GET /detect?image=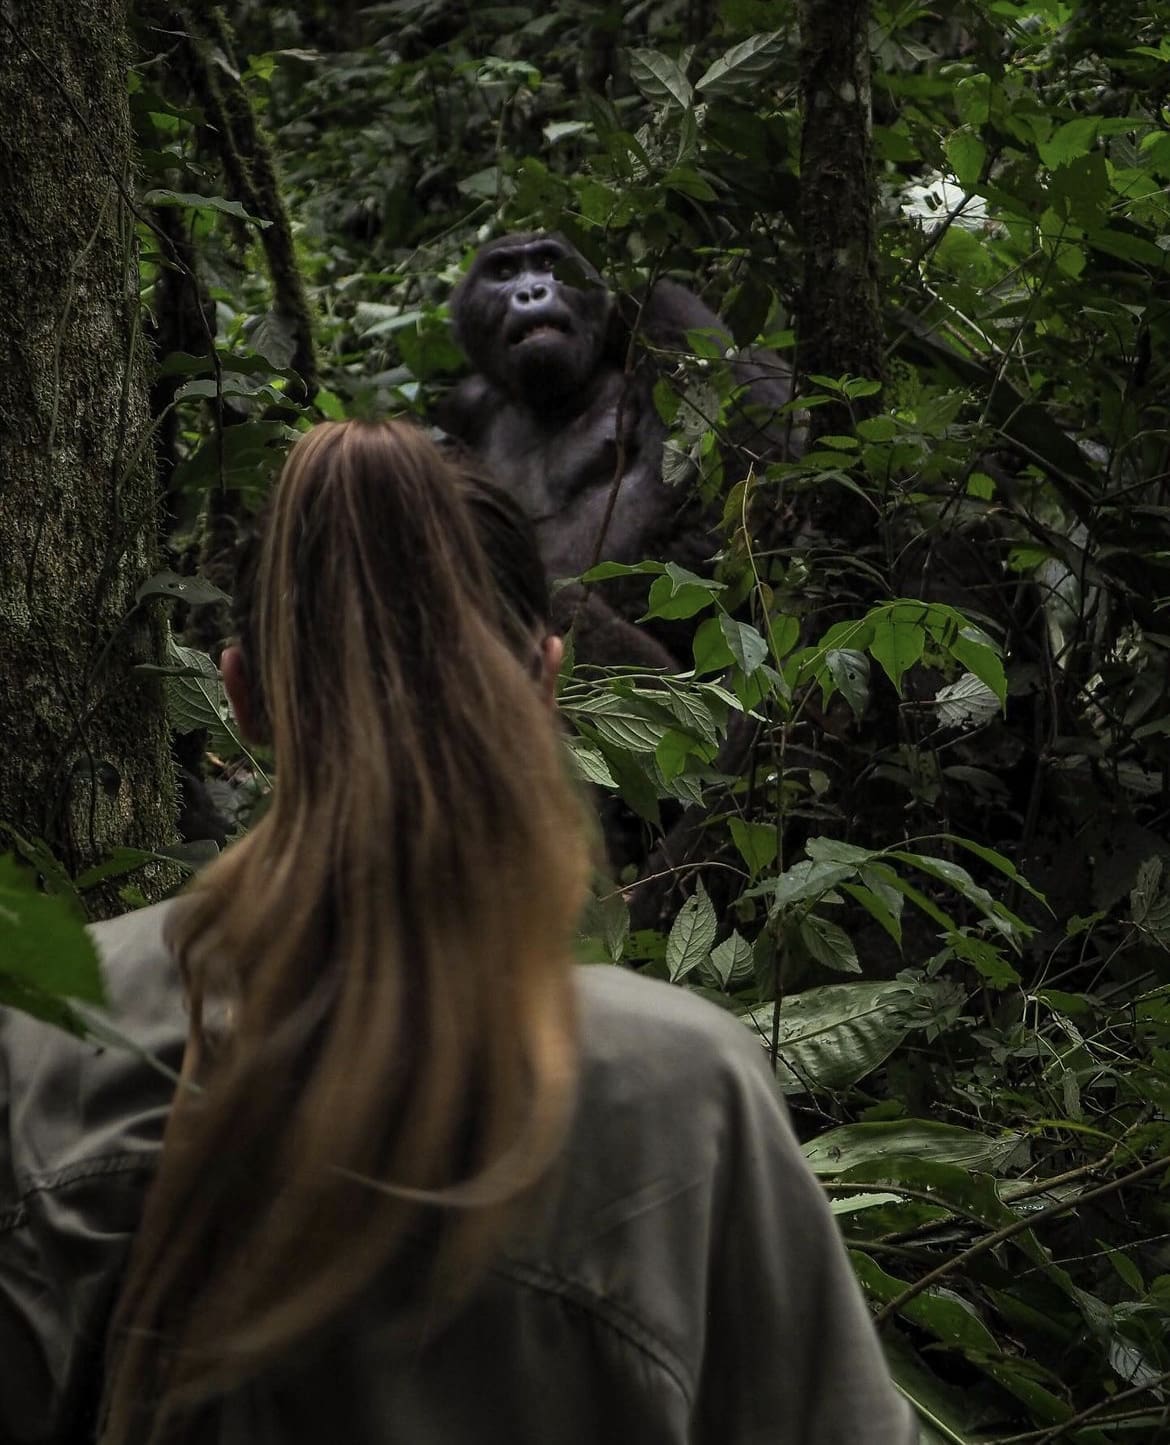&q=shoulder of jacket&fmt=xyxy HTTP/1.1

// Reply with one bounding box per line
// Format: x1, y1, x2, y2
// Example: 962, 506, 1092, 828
573, 965, 772, 1107
86, 897, 185, 1019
